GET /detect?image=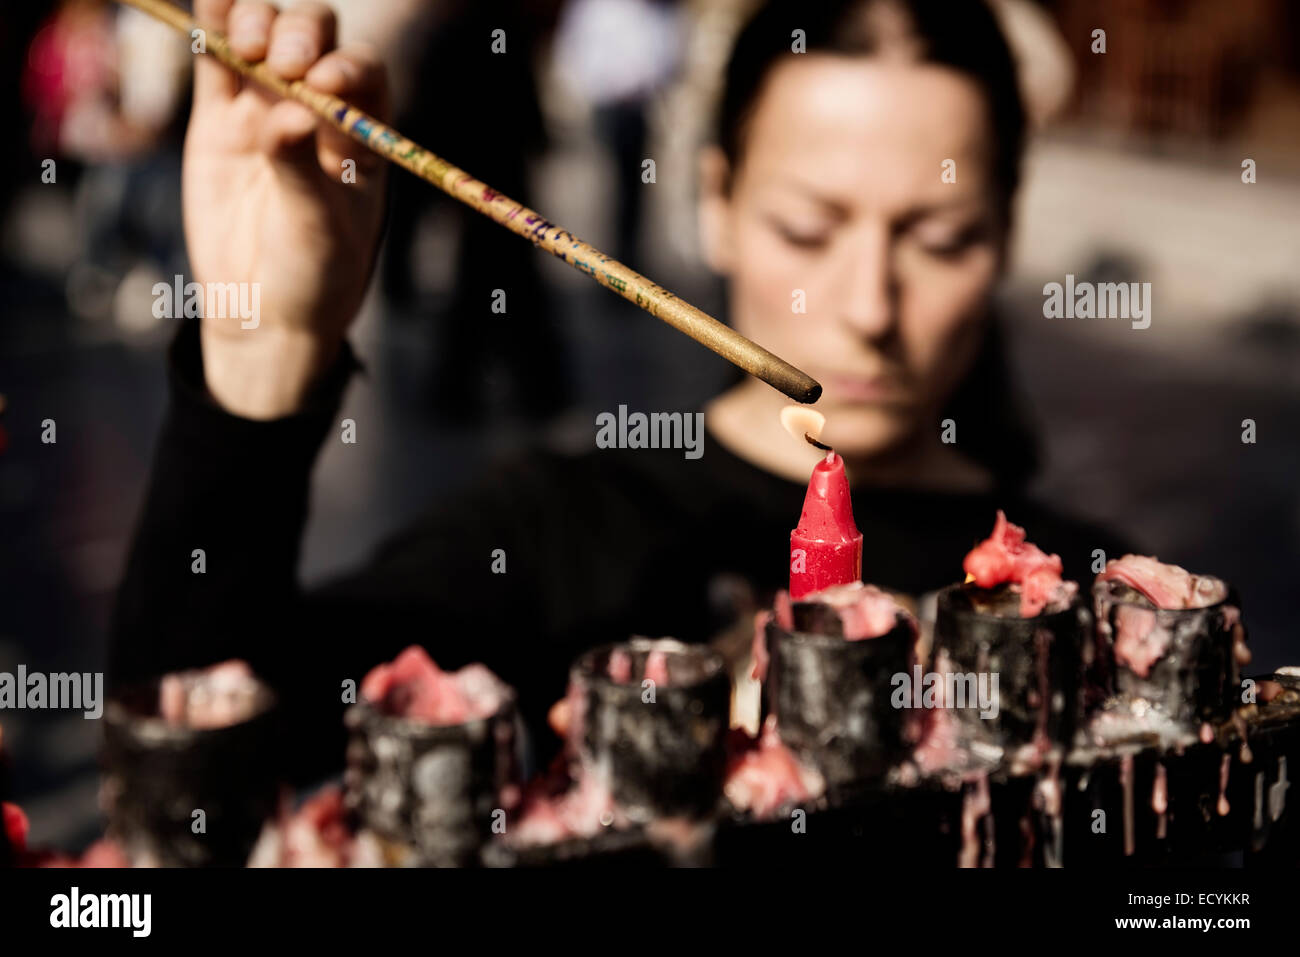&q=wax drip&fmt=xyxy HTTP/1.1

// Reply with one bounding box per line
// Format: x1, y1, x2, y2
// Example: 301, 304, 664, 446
959, 773, 992, 867
1030, 628, 1052, 766
1253, 771, 1265, 833
1217, 754, 1231, 816
1018, 813, 1034, 867
1231, 711, 1252, 763
1120, 754, 1135, 856
983, 795, 997, 868
1152, 762, 1168, 840
1034, 759, 1064, 867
